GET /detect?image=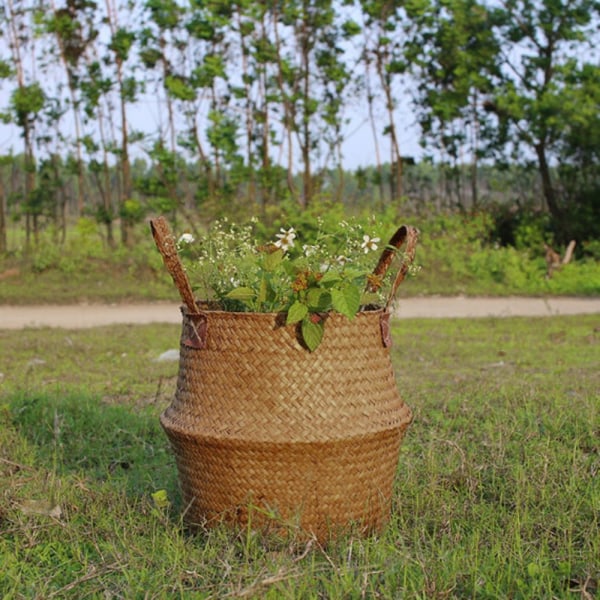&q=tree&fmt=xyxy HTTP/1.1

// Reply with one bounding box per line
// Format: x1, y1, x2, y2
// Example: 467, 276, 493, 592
166, 0, 233, 211
0, 154, 10, 252
0, 56, 12, 253
553, 61, 600, 240
414, 0, 500, 208
272, 0, 357, 208
484, 0, 600, 239
139, 0, 185, 150
78, 56, 117, 246
230, 0, 282, 209
3, 0, 48, 246
44, 0, 98, 217
139, 0, 200, 220
358, 0, 423, 202
104, 0, 139, 244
